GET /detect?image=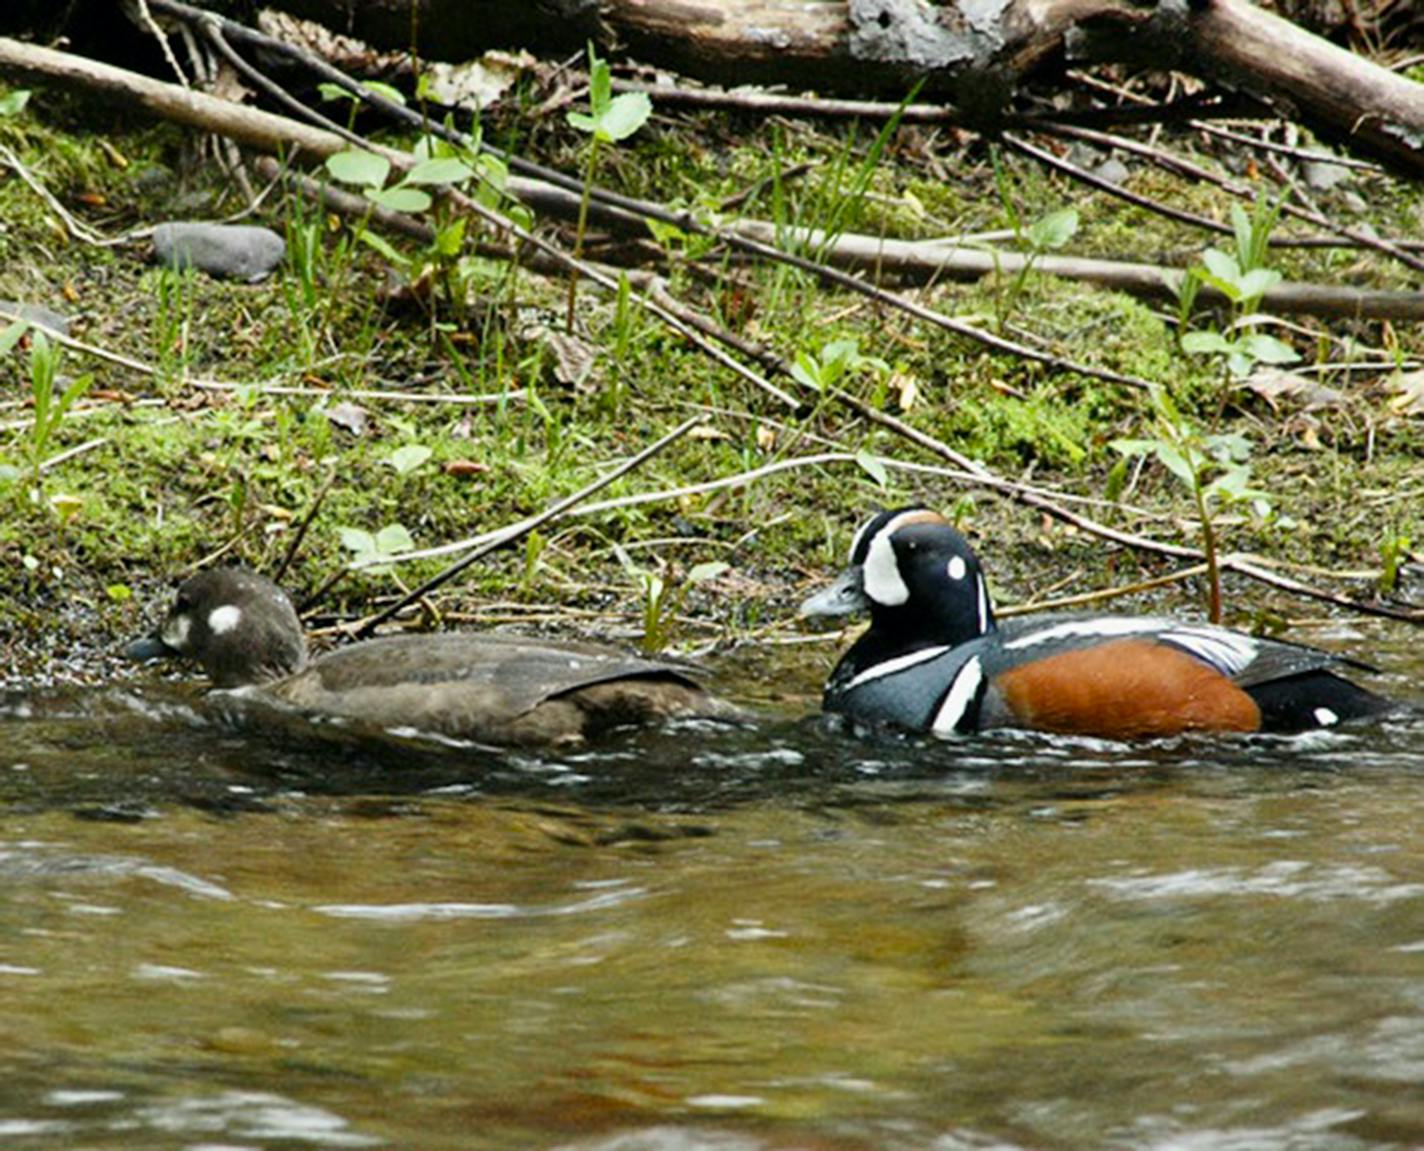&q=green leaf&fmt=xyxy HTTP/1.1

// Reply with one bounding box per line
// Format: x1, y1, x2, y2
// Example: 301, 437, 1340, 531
0, 89, 31, 117
434, 217, 467, 258
0, 319, 29, 356
1110, 437, 1159, 458
1231, 202, 1253, 268
375, 523, 415, 554
317, 82, 357, 104
356, 229, 406, 264
105, 583, 134, 603
386, 443, 432, 475
688, 561, 730, 584
1153, 443, 1197, 486
404, 157, 475, 186
1200, 248, 1241, 285
587, 47, 611, 112
1236, 267, 1281, 301
790, 350, 824, 392
368, 185, 432, 214
566, 111, 598, 134
597, 91, 652, 142
362, 81, 407, 106
1026, 206, 1078, 251
338, 527, 376, 556
1181, 331, 1233, 356
855, 449, 889, 487
326, 149, 390, 189
1239, 333, 1300, 365
1103, 456, 1129, 502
